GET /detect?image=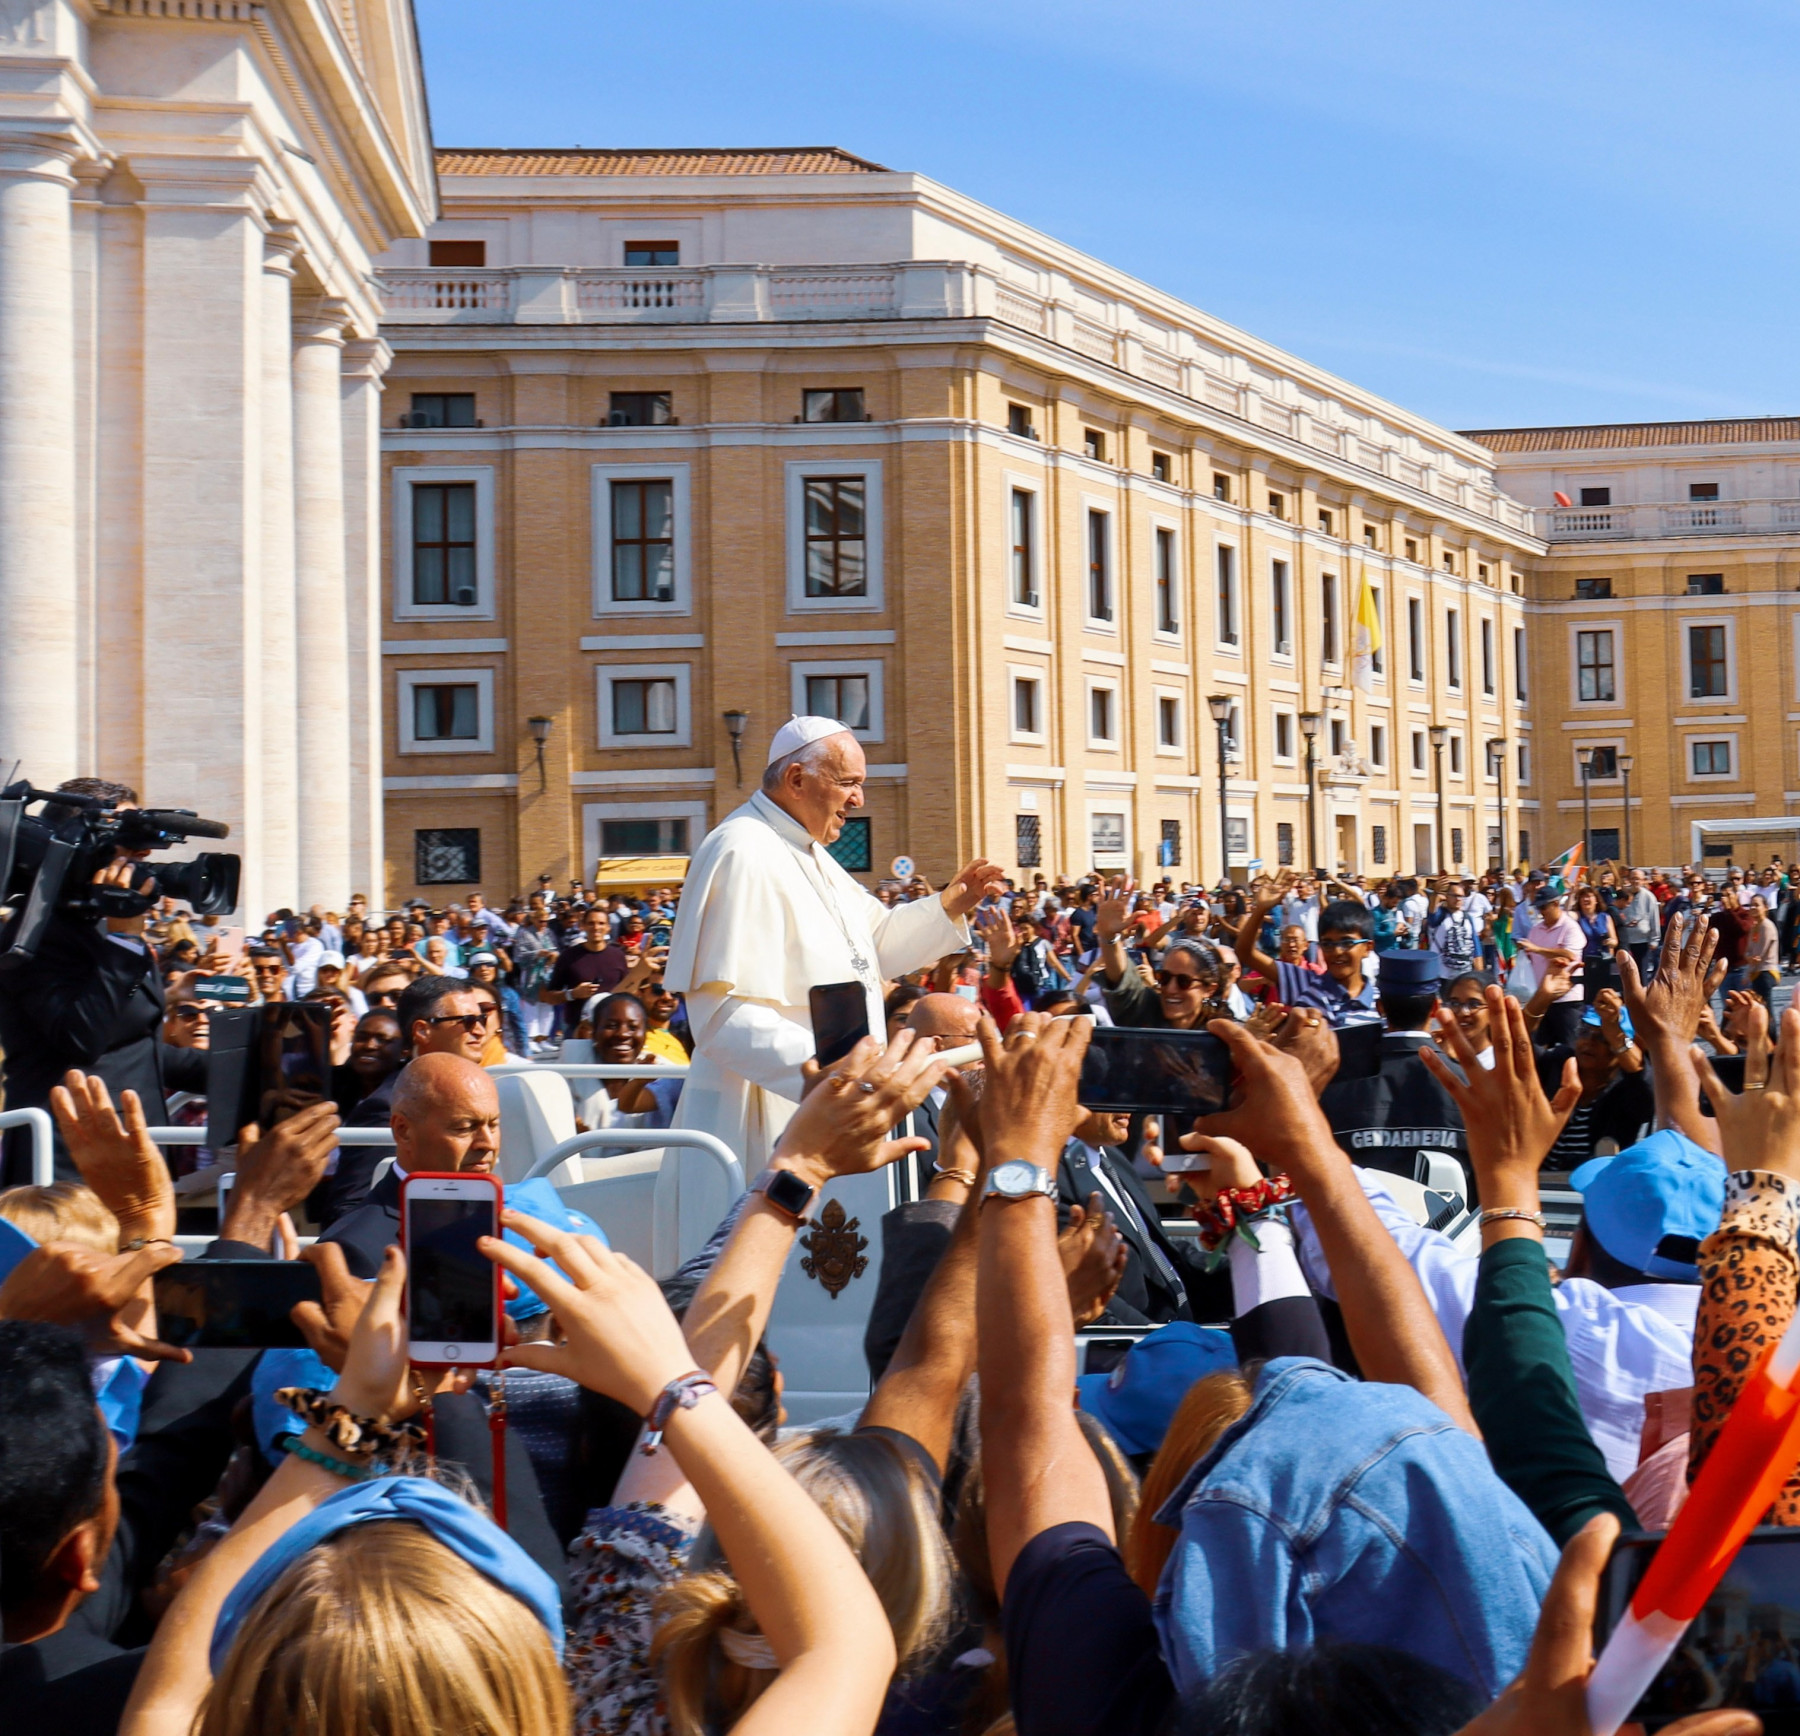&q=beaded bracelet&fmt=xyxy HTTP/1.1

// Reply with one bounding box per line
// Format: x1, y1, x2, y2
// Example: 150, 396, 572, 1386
276, 1387, 428, 1457
288, 1438, 378, 1481
1188, 1174, 1298, 1253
